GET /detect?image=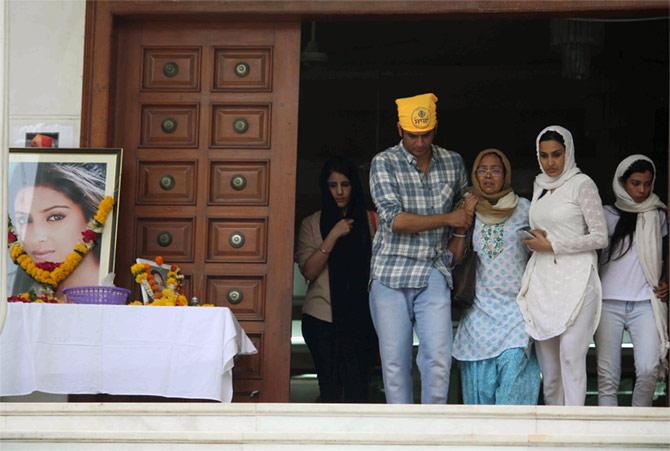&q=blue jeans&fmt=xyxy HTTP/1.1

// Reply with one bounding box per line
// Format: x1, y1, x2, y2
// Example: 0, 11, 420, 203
595, 300, 661, 406
370, 268, 452, 404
